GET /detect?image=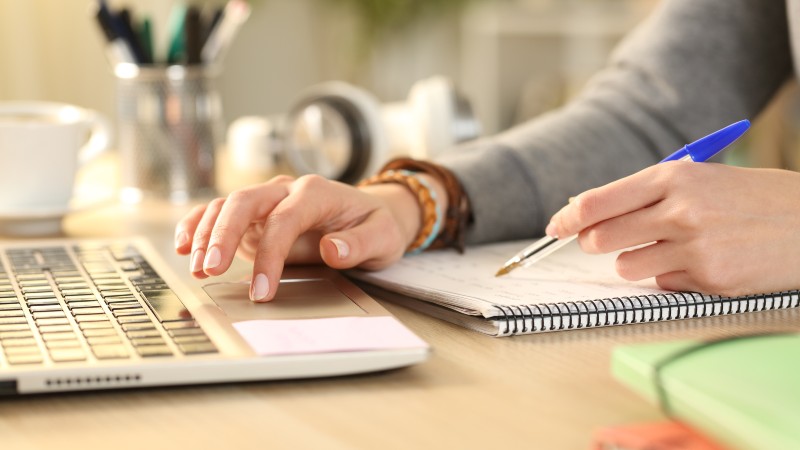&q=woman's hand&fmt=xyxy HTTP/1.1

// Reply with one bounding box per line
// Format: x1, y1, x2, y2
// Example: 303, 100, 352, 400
546, 162, 800, 297
174, 174, 440, 302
